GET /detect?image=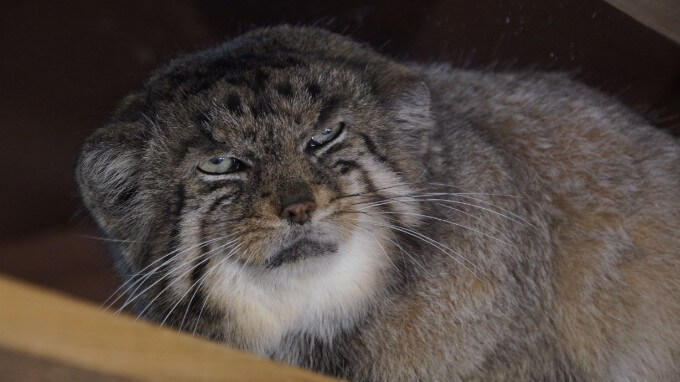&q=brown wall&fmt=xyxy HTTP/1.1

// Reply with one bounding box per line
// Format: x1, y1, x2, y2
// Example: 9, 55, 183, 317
0, 0, 678, 303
